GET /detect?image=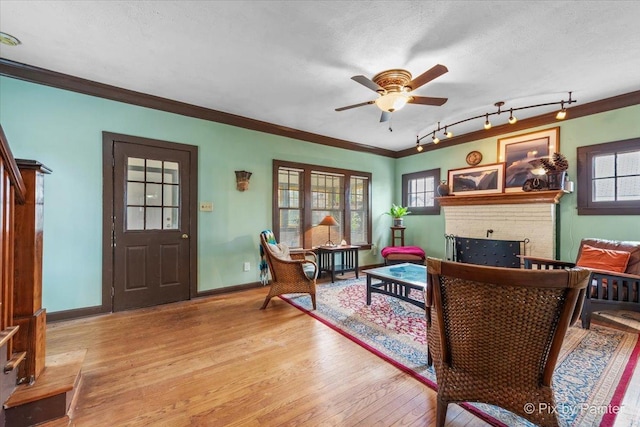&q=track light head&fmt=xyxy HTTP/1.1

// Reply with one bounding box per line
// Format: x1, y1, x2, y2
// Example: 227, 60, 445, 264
556, 101, 567, 120
508, 109, 517, 124
417, 144, 423, 152
483, 113, 492, 130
